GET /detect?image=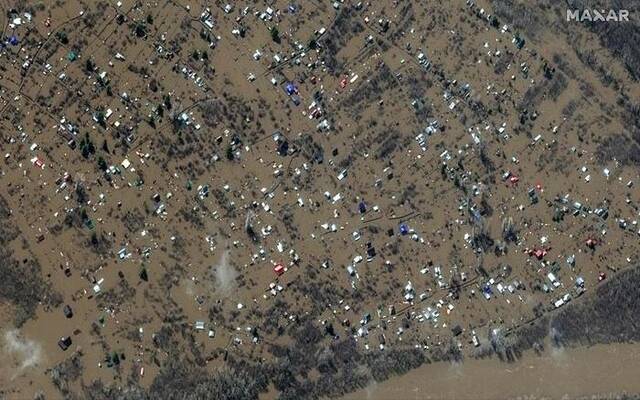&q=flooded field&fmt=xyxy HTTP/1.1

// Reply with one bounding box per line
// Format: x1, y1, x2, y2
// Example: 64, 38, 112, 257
344, 343, 640, 400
